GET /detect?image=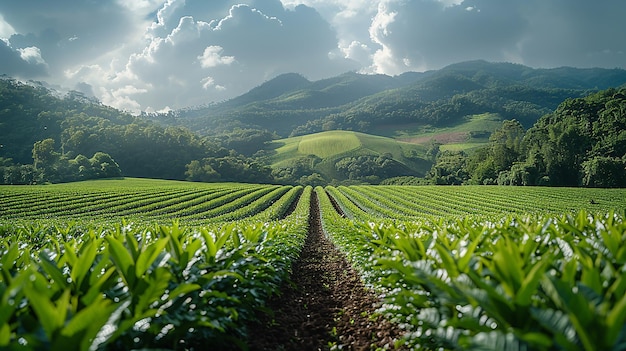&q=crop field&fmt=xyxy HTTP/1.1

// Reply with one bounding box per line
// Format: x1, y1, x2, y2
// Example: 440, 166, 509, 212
327, 185, 626, 221
0, 179, 301, 225
317, 186, 626, 350
1, 178, 626, 350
